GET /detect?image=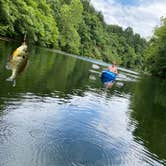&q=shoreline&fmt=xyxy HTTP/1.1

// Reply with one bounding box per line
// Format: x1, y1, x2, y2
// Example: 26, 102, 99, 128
0, 37, 141, 75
